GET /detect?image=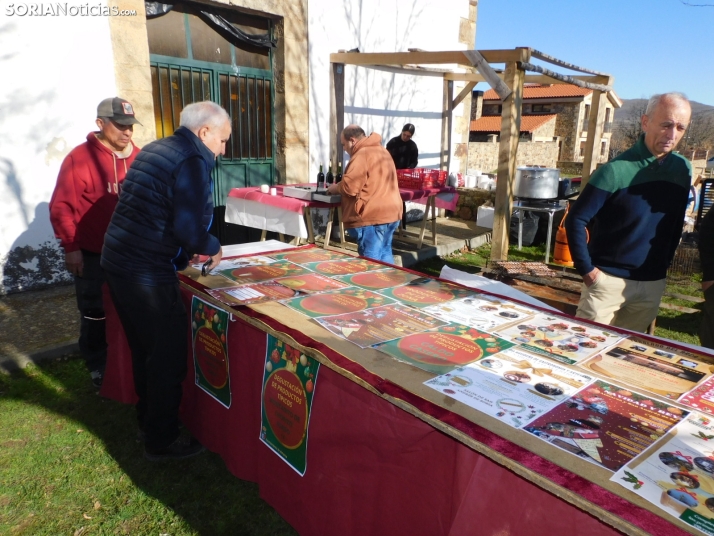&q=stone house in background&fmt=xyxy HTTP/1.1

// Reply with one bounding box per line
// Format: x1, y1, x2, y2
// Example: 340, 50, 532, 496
468, 83, 622, 172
